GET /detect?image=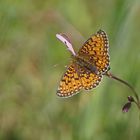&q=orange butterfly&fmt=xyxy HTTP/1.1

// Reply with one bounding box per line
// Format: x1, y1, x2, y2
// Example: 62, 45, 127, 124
56, 30, 110, 98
